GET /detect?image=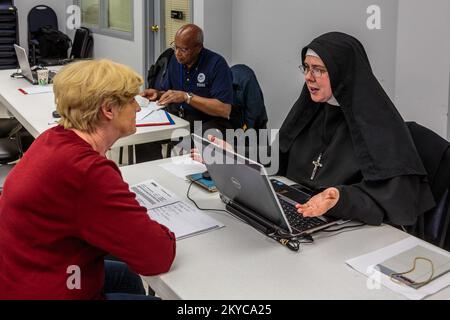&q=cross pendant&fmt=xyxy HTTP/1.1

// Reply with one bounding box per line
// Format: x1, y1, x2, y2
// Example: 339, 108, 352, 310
310, 153, 323, 180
